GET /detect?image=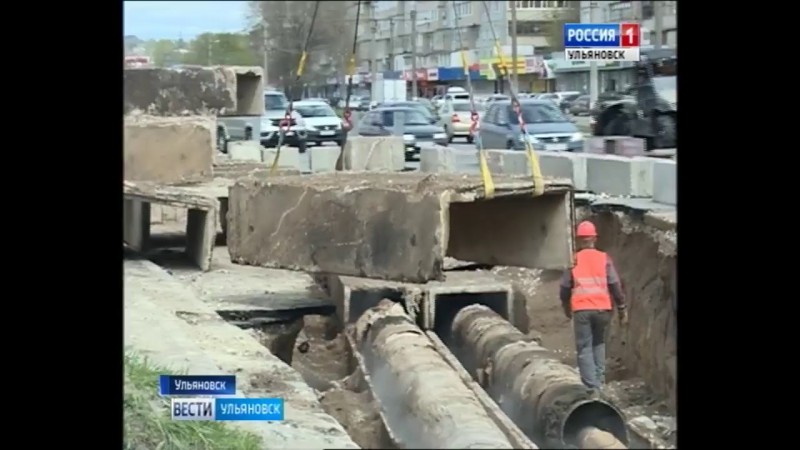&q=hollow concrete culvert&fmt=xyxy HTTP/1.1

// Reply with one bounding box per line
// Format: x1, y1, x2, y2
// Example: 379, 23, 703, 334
354, 299, 515, 449
450, 304, 629, 449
